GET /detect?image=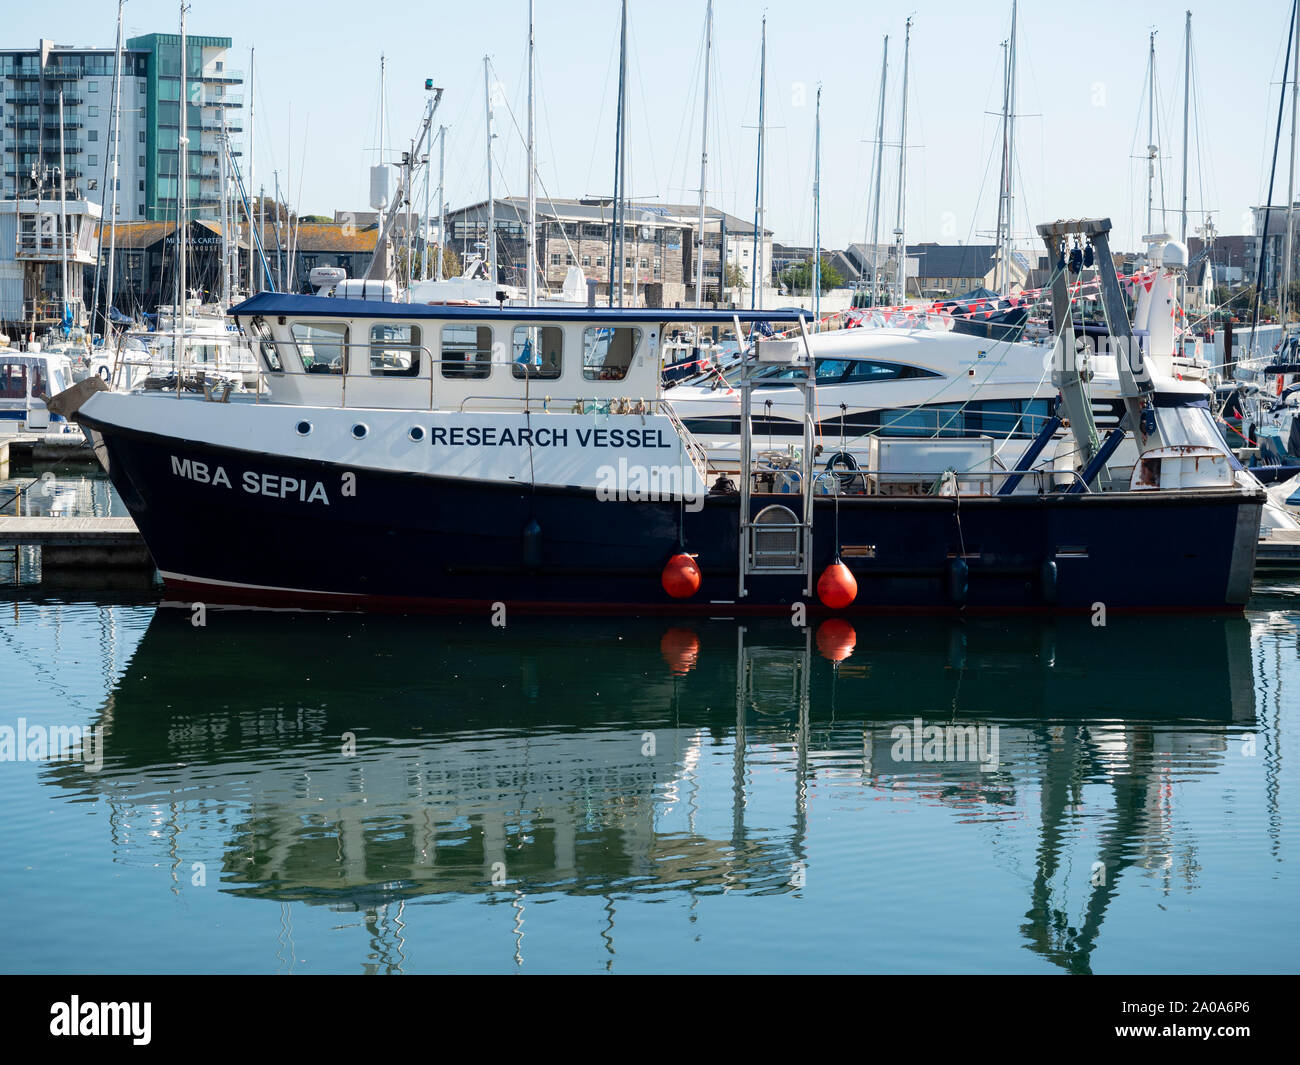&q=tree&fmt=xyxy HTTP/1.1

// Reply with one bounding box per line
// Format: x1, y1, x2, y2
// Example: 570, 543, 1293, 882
299, 214, 333, 224
780, 256, 844, 294
725, 262, 747, 290
395, 245, 462, 282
